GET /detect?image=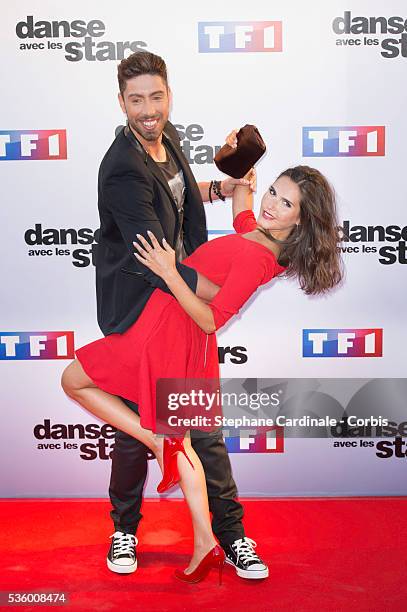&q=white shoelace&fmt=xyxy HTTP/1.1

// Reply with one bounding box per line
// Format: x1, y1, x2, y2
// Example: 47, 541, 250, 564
110, 532, 137, 558
232, 537, 261, 564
